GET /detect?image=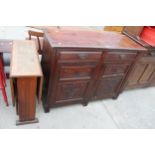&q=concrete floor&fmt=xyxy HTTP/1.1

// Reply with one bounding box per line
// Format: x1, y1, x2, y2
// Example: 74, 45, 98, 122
0, 26, 155, 129
1, 80, 155, 129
